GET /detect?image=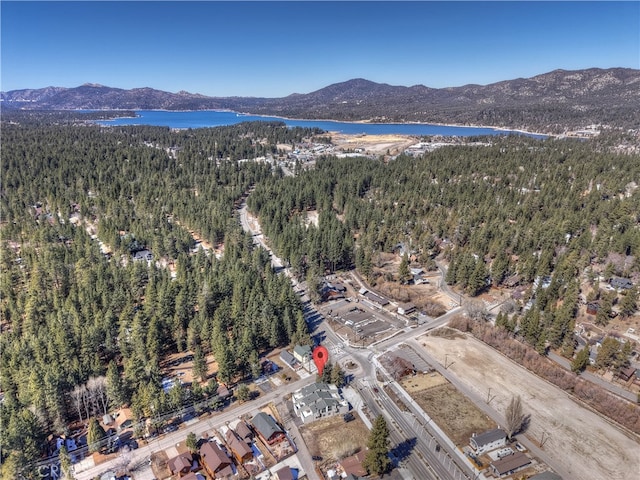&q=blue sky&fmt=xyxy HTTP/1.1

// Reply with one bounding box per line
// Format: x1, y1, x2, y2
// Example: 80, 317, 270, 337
2, 1, 638, 97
